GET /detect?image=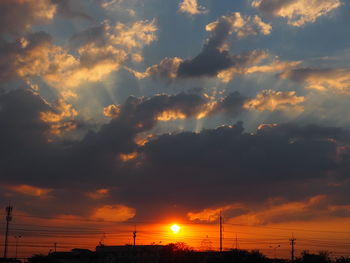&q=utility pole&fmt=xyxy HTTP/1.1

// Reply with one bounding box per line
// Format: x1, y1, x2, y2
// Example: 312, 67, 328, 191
289, 236, 296, 262
133, 226, 137, 247
54, 242, 57, 252
235, 234, 238, 250
219, 211, 223, 253
3, 205, 13, 258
